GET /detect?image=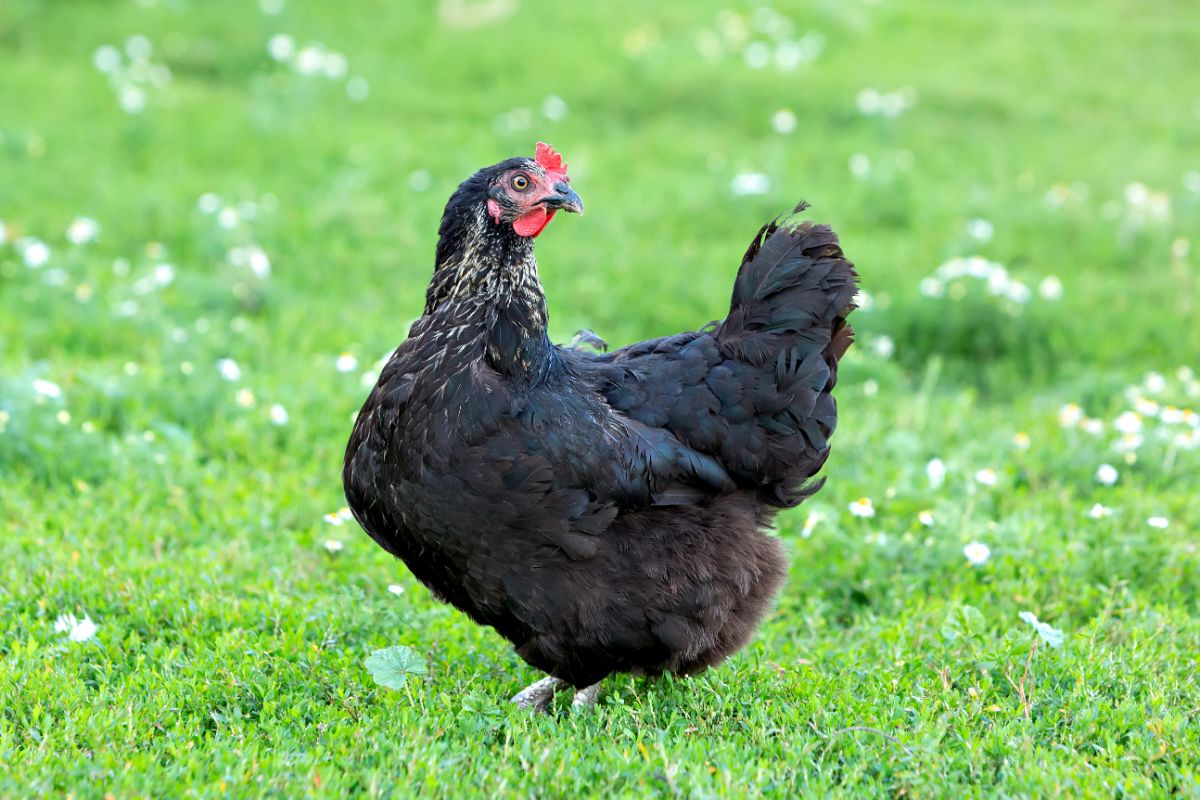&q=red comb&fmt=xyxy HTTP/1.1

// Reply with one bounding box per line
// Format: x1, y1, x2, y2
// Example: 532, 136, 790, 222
535, 141, 567, 176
